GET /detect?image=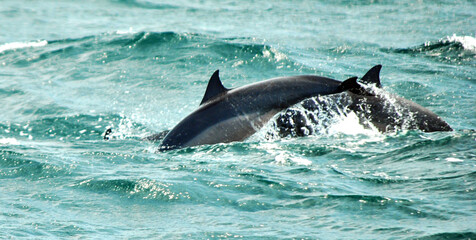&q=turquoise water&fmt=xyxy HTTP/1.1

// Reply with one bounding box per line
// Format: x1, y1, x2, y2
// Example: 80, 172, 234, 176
1, 0, 475, 239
